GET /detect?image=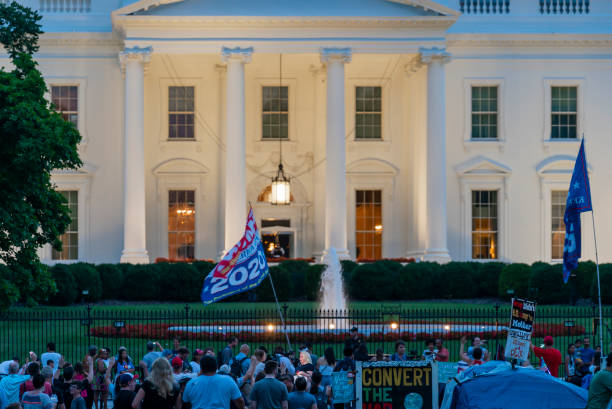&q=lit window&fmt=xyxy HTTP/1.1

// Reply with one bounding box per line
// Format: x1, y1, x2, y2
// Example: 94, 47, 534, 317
169, 86, 195, 139
551, 190, 568, 260
472, 190, 498, 259
551, 86, 577, 139
52, 190, 78, 260
51, 86, 78, 126
471, 86, 498, 139
168, 190, 195, 260
355, 86, 382, 139
356, 190, 382, 259
262, 86, 288, 139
